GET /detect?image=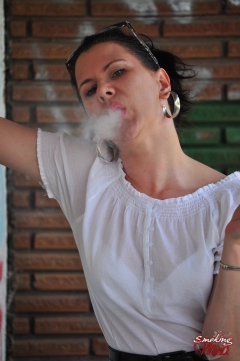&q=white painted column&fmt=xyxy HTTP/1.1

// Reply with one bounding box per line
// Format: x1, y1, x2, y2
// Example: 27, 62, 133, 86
0, 0, 7, 359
